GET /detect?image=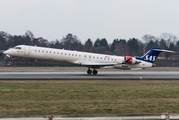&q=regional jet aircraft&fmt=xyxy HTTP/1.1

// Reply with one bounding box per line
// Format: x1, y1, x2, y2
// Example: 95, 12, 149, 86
3, 45, 174, 75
